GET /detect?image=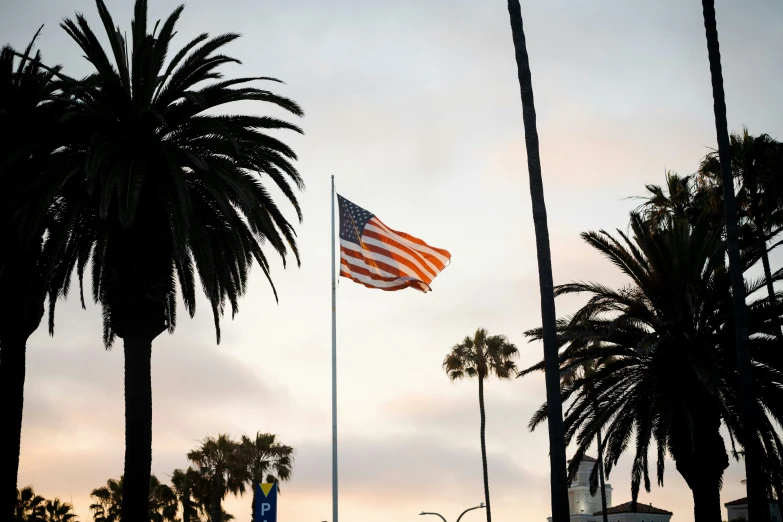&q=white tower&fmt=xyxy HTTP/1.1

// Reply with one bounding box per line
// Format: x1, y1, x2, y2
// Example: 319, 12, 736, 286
568, 456, 612, 516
